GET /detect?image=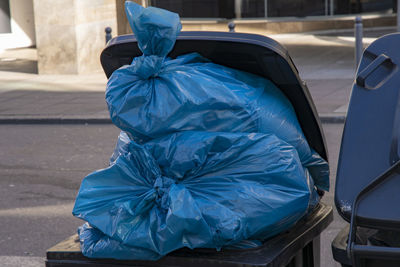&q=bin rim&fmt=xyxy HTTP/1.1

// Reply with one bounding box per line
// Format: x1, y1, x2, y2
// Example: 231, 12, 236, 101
100, 31, 328, 161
